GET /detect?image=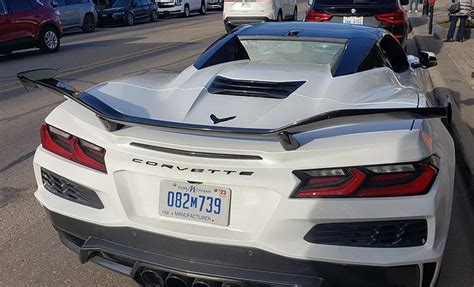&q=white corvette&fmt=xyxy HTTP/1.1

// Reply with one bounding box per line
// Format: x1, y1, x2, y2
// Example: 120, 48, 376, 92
20, 22, 455, 287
